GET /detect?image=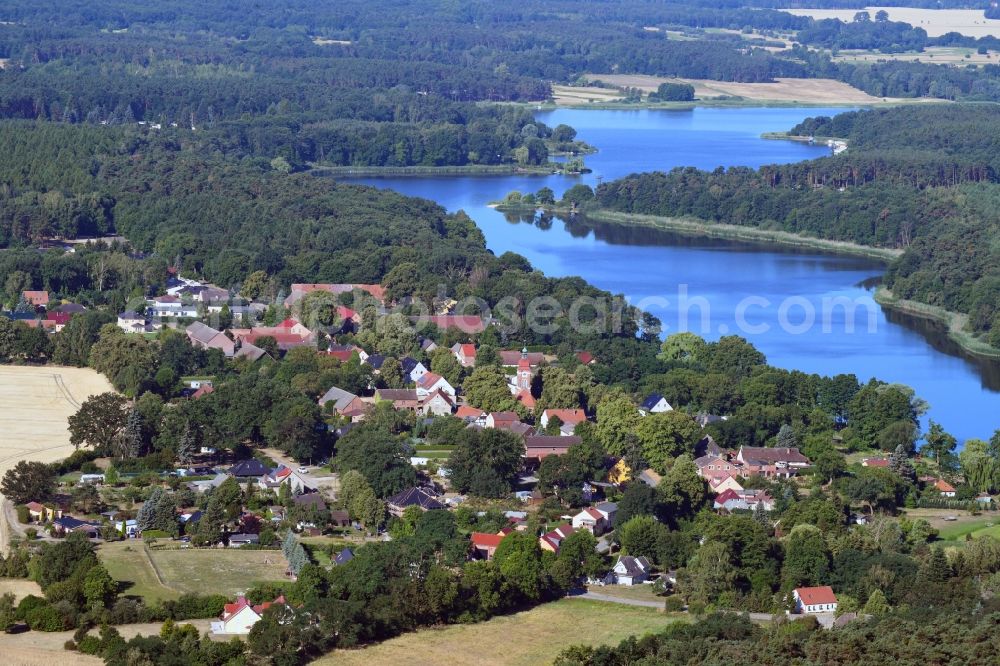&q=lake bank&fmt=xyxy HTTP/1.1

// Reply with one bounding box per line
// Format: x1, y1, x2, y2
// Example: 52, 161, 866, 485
570, 209, 903, 262
874, 287, 1000, 360
310, 164, 558, 177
